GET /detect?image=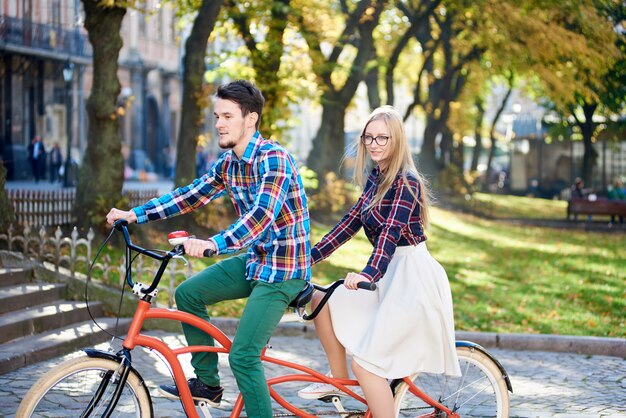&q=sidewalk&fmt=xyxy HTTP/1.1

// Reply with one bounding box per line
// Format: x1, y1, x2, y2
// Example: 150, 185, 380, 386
1, 322, 625, 418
